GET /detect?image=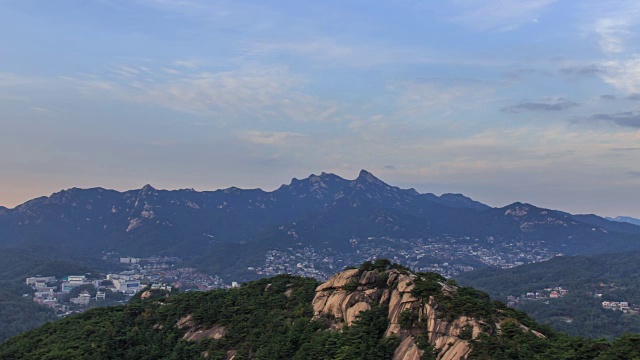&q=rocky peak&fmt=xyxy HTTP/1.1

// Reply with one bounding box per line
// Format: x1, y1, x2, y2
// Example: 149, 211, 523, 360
503, 202, 532, 217
277, 172, 350, 200
223, 186, 242, 194
354, 169, 386, 186
140, 184, 157, 196
312, 266, 543, 360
